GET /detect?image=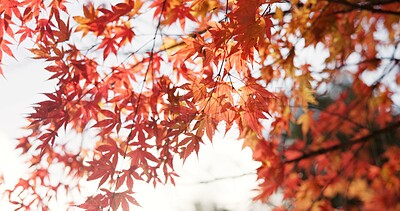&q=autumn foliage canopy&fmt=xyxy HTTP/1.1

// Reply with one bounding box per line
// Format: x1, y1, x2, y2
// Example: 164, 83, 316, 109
1, 0, 400, 210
